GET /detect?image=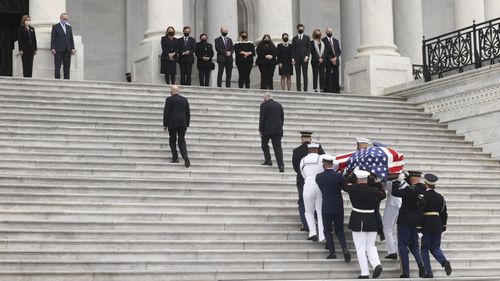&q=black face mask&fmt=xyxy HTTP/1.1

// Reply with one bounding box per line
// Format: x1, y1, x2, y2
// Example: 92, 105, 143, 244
298, 29, 304, 34
200, 38, 207, 42
221, 32, 228, 37
327, 33, 333, 38
184, 32, 190, 37
168, 31, 174, 36
241, 35, 248, 40
314, 34, 321, 39
283, 37, 289, 42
